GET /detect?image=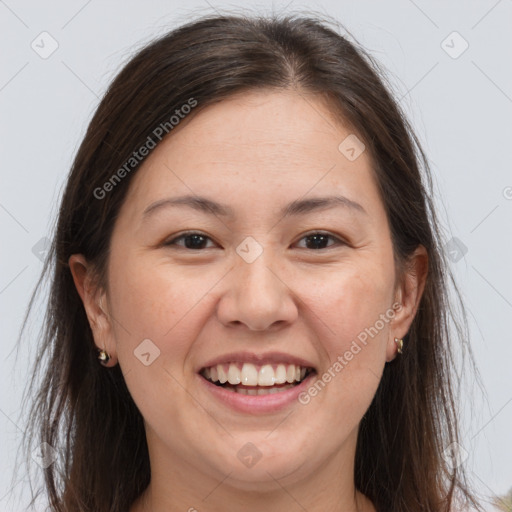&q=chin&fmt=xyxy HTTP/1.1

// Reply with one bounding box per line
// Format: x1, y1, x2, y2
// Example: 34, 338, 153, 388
204, 443, 314, 490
